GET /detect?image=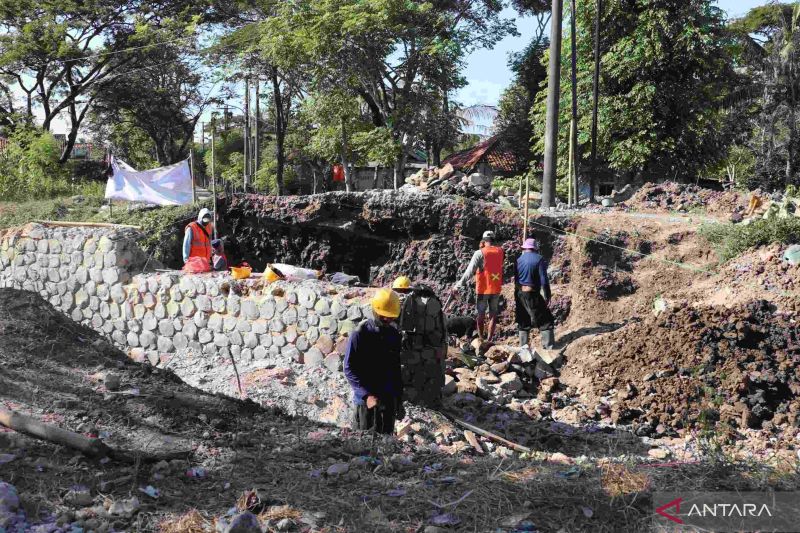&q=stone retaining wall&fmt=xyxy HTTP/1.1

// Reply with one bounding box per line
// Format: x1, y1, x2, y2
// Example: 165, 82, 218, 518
0, 223, 444, 426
